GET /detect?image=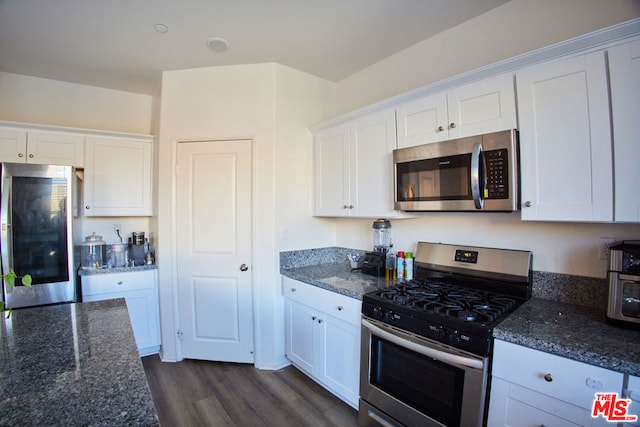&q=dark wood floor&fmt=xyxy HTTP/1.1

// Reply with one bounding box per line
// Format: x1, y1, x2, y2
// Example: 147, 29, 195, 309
142, 355, 358, 427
